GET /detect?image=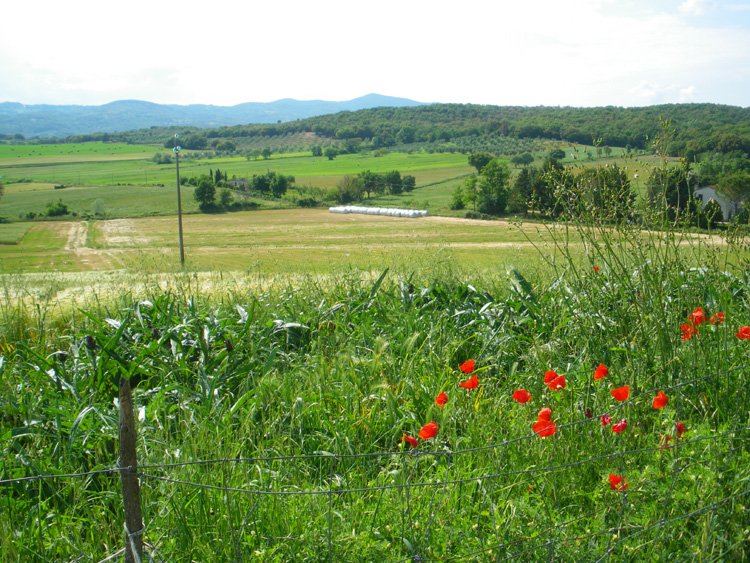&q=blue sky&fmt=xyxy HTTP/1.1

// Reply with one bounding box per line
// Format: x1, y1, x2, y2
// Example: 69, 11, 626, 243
0, 0, 748, 107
